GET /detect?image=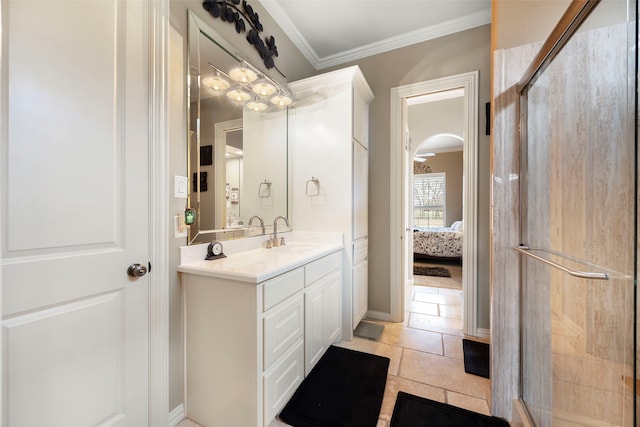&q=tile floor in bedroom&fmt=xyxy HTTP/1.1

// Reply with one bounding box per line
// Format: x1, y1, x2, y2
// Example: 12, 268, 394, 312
178, 263, 491, 427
